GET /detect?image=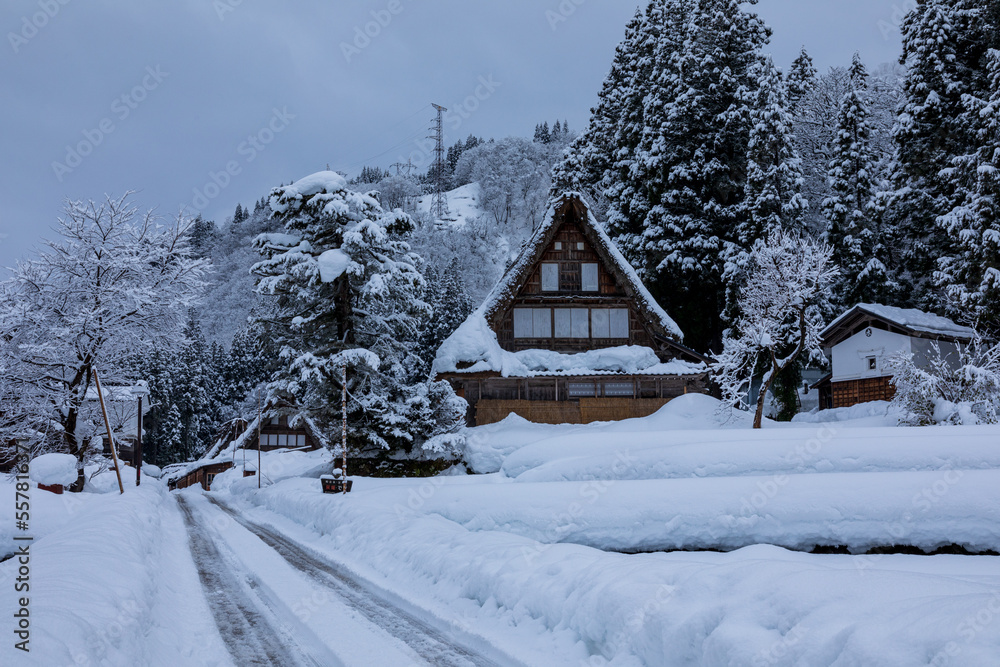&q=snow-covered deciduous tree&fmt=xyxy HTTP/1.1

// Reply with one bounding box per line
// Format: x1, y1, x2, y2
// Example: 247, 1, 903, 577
936, 49, 1000, 331
713, 230, 837, 428
886, 336, 1000, 425
0, 194, 208, 490
252, 171, 463, 454
453, 137, 552, 233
